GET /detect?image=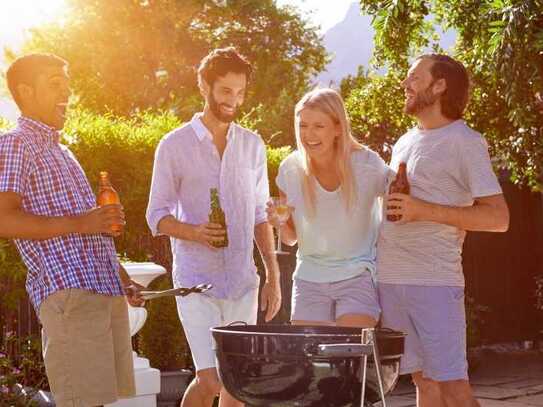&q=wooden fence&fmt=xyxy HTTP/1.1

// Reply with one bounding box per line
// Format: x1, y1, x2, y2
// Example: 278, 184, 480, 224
3, 179, 543, 348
